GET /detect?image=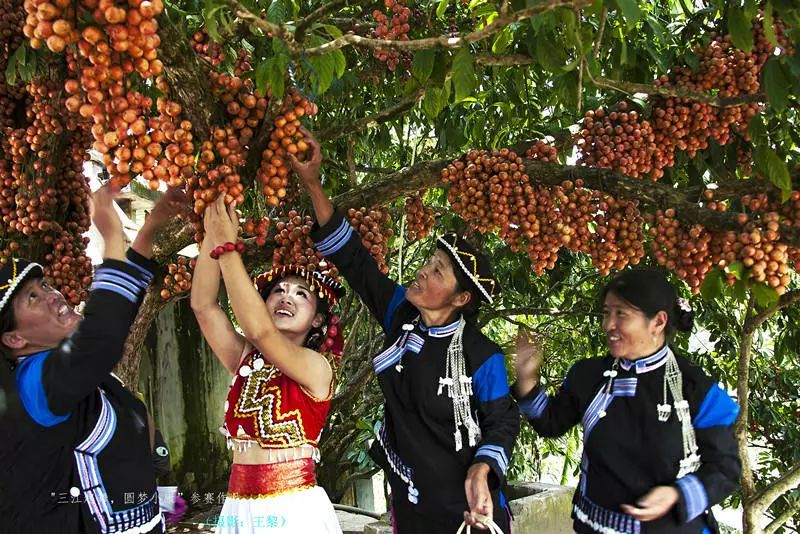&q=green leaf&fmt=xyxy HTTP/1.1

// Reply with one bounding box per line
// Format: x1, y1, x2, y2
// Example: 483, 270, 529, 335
422, 82, 451, 119
763, 2, 779, 47
308, 53, 335, 95
492, 27, 513, 54
615, 0, 639, 30
701, 269, 724, 301
451, 48, 477, 102
321, 24, 343, 39
754, 146, 791, 202
412, 49, 435, 84
436, 0, 449, 19
727, 261, 745, 280
762, 59, 790, 113
747, 114, 767, 144
728, 7, 754, 53
752, 283, 780, 308
331, 49, 346, 77
261, 55, 288, 100
267, 0, 287, 23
